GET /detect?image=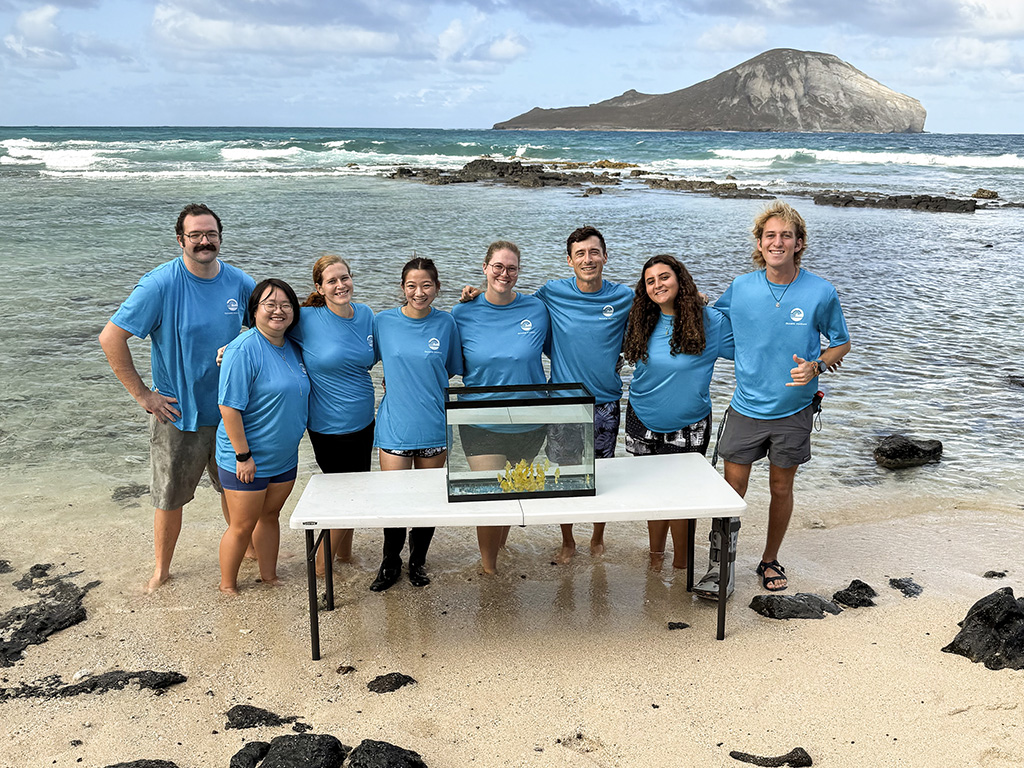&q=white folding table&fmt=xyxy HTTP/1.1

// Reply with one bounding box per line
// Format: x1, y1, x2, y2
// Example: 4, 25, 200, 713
290, 453, 746, 660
